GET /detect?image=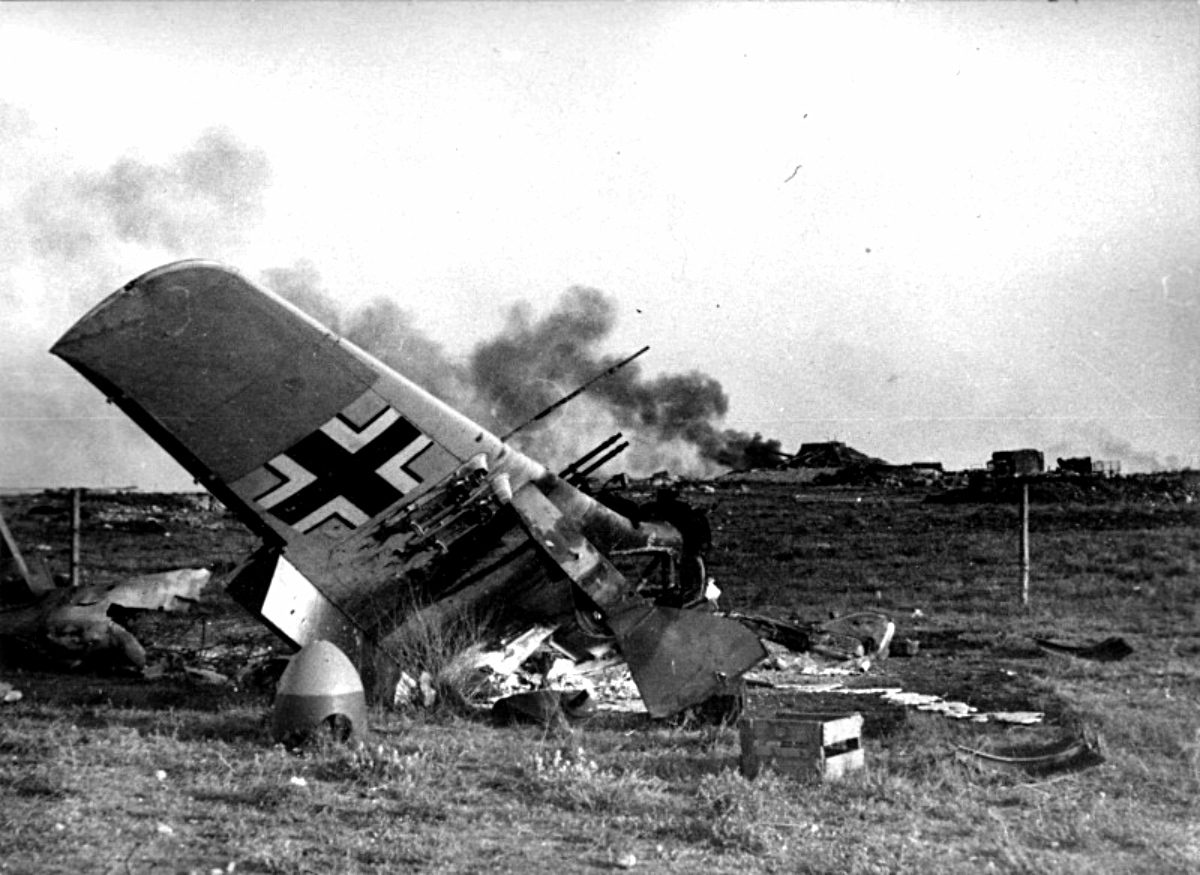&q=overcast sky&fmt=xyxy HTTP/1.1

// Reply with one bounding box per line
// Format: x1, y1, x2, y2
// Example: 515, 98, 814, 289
1, 1, 1197, 490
